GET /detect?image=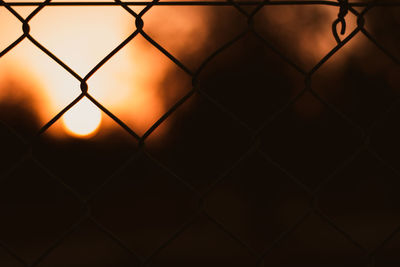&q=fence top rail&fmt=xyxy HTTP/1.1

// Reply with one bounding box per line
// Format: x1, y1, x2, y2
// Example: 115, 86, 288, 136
2, 1, 400, 6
